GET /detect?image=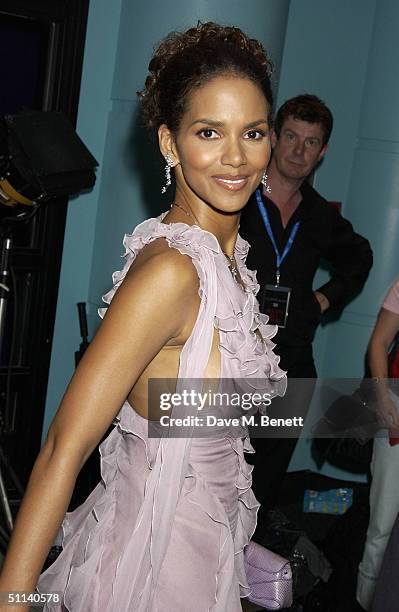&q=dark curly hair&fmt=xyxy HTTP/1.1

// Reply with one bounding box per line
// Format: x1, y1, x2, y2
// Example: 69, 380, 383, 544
138, 21, 273, 135
274, 94, 333, 146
